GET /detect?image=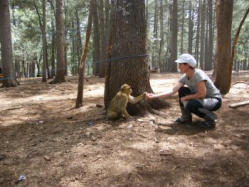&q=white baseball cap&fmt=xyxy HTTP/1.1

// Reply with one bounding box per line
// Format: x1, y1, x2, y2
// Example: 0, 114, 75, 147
175, 53, 197, 68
